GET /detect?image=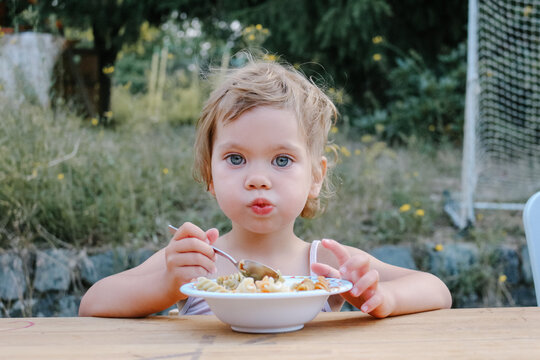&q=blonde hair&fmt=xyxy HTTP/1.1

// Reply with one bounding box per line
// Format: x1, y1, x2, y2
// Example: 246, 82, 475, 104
193, 60, 337, 218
